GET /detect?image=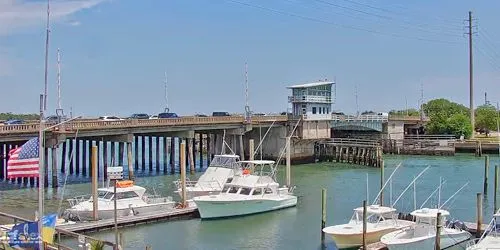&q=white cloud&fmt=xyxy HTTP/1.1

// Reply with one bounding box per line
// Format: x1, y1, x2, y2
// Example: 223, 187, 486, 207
67, 20, 81, 26
0, 0, 106, 36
